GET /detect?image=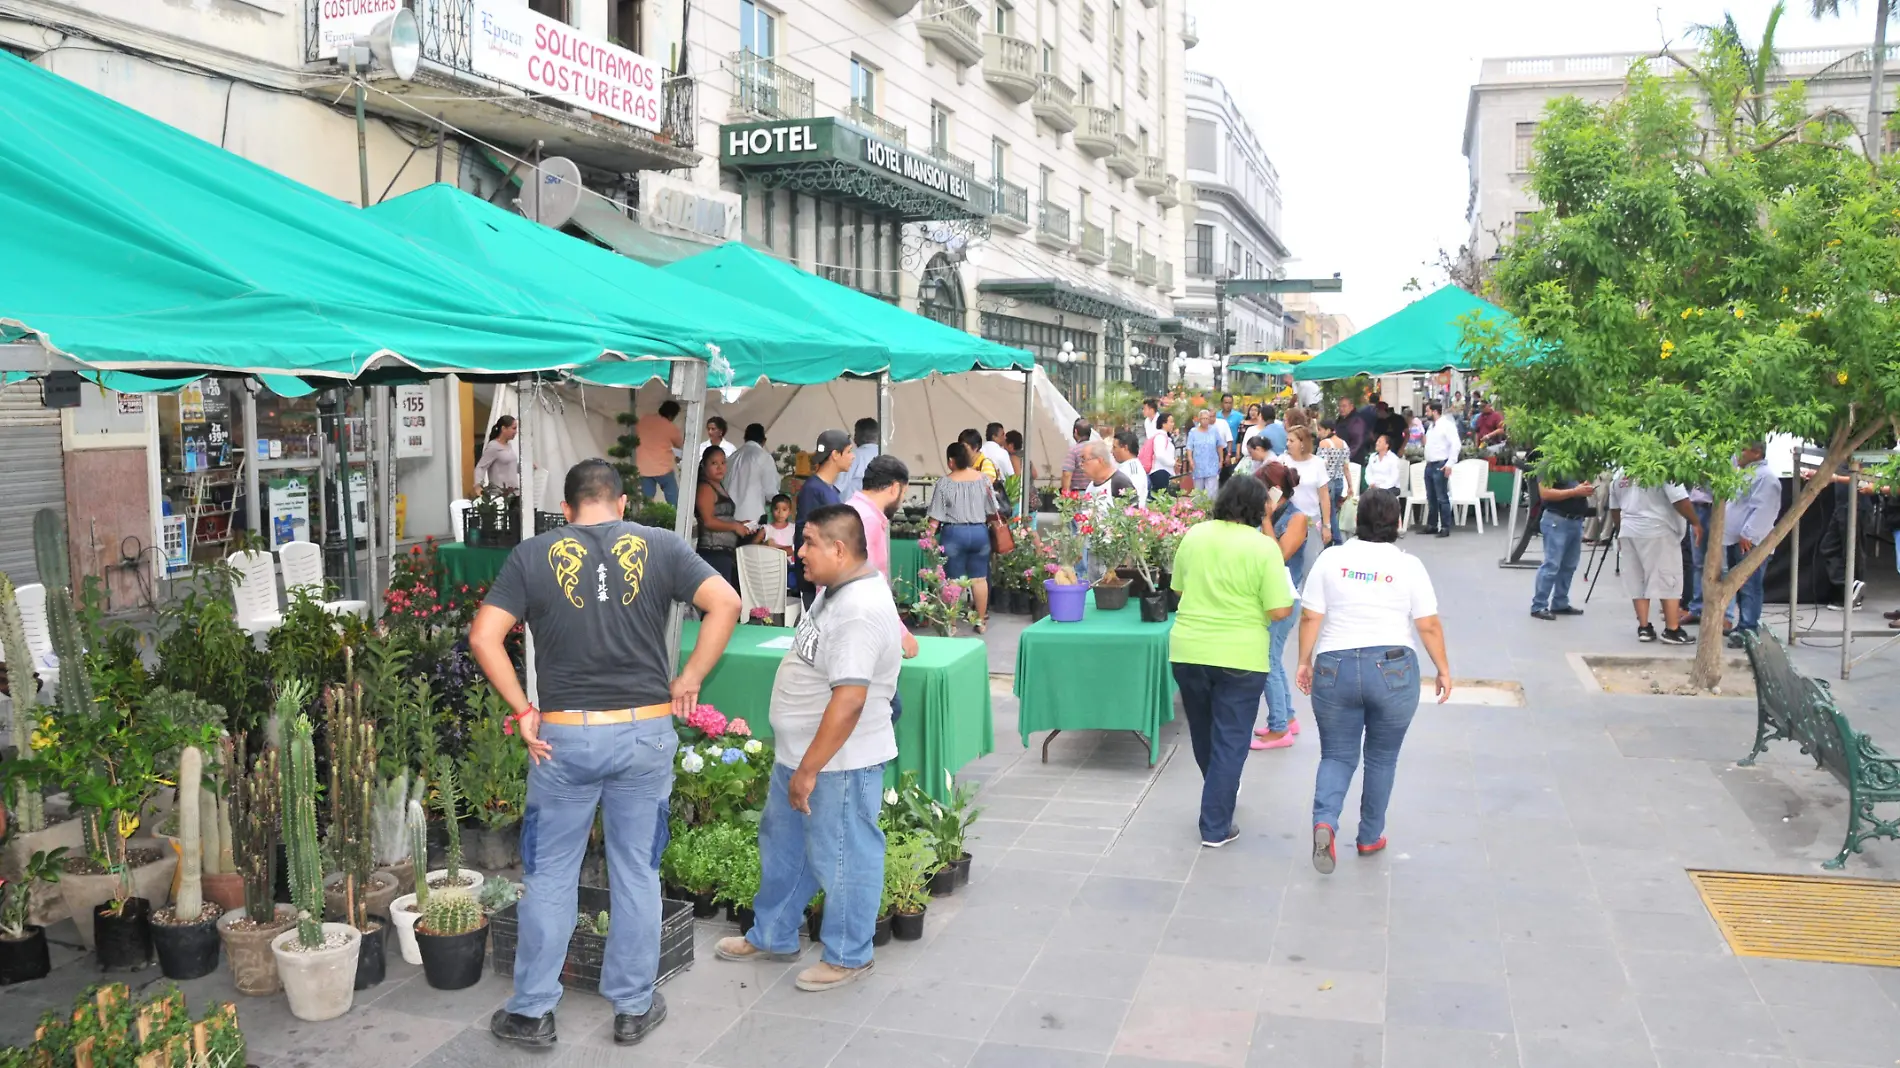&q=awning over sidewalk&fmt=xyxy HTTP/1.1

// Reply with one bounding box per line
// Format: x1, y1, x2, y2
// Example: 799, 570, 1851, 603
1294, 286, 1515, 381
